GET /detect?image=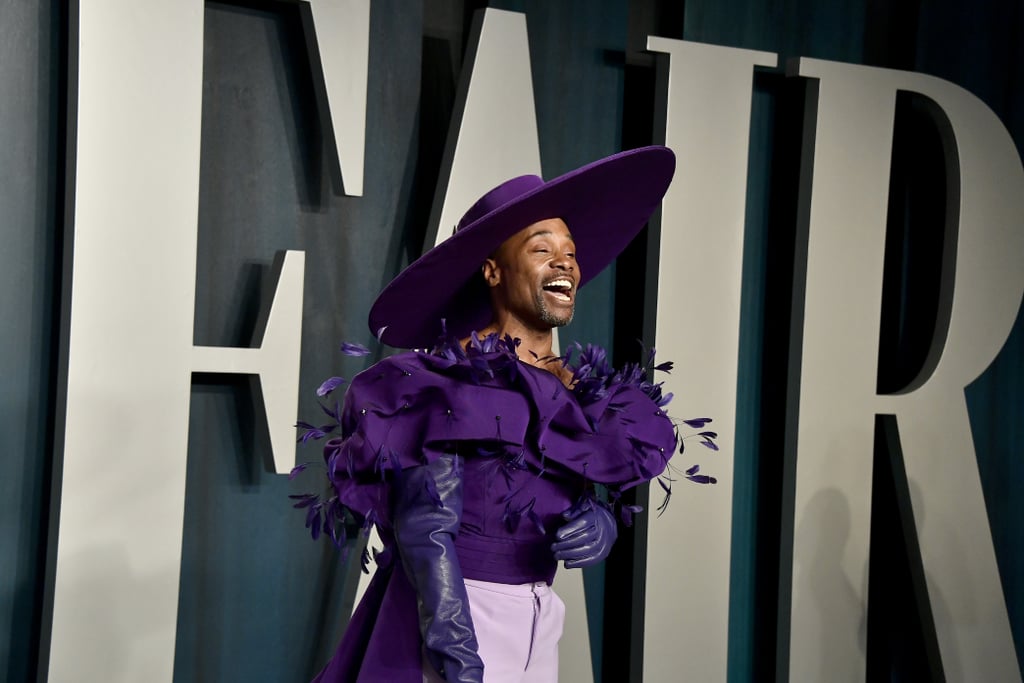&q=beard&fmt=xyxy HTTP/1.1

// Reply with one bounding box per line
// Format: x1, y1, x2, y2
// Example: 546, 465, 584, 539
534, 290, 574, 327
